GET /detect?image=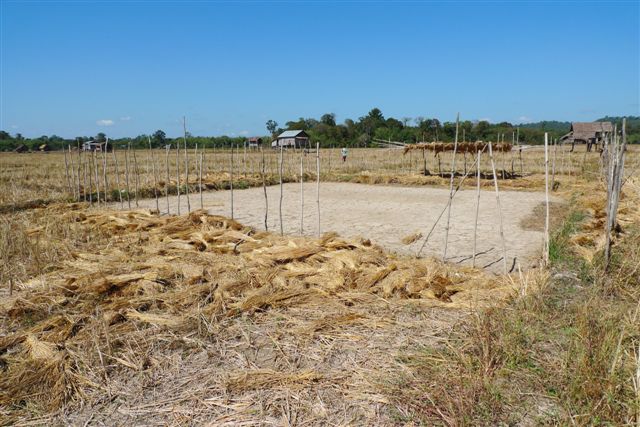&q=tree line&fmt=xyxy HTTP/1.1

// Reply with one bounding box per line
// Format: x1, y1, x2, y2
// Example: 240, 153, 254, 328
1, 111, 638, 152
